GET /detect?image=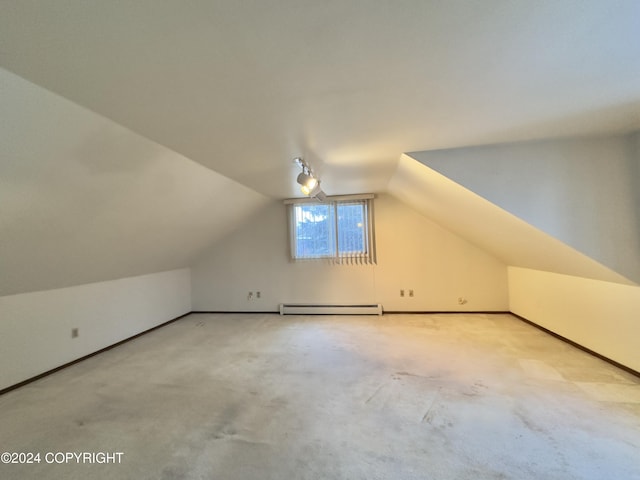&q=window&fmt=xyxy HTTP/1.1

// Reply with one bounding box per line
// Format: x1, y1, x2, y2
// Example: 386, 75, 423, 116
286, 195, 376, 264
